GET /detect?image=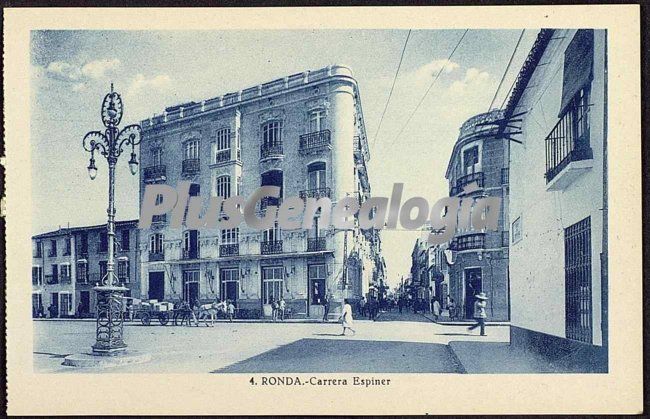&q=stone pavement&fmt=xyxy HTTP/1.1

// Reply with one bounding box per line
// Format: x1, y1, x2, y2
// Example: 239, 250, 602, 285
33, 311, 510, 373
